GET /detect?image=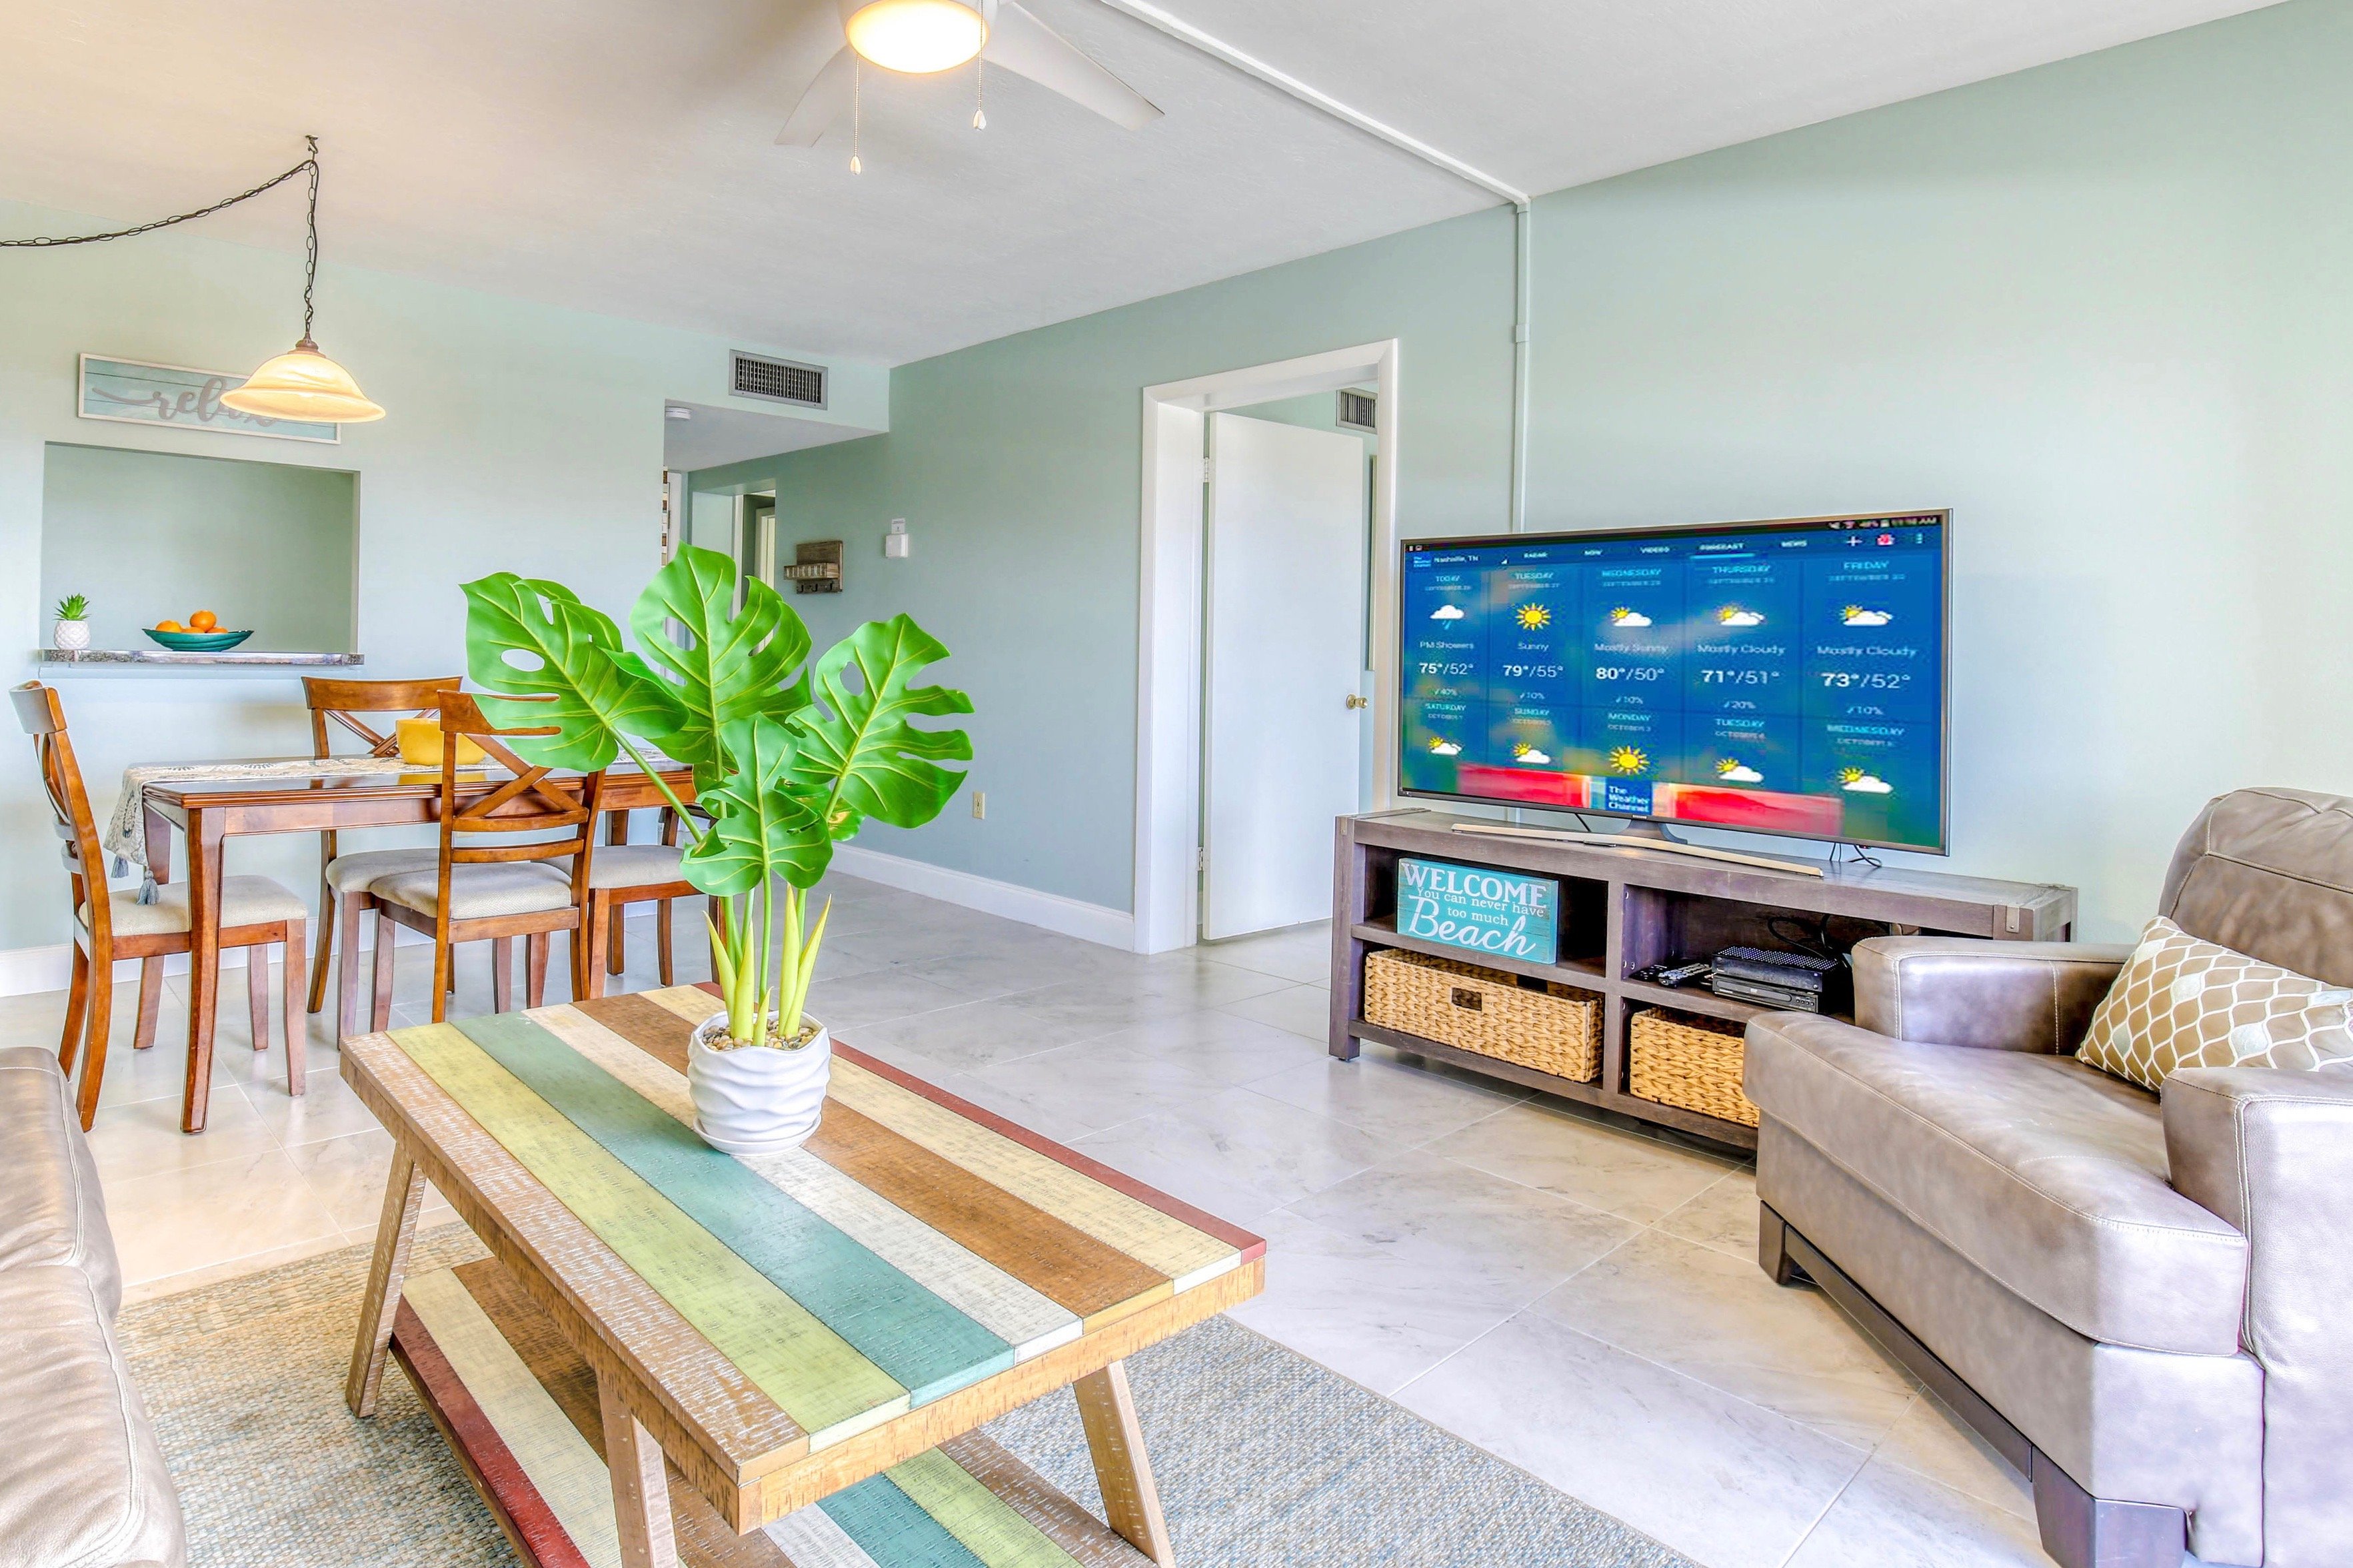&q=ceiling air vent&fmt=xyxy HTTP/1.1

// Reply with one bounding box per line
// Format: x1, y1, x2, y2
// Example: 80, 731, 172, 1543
1337, 389, 1376, 432
731, 351, 828, 410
